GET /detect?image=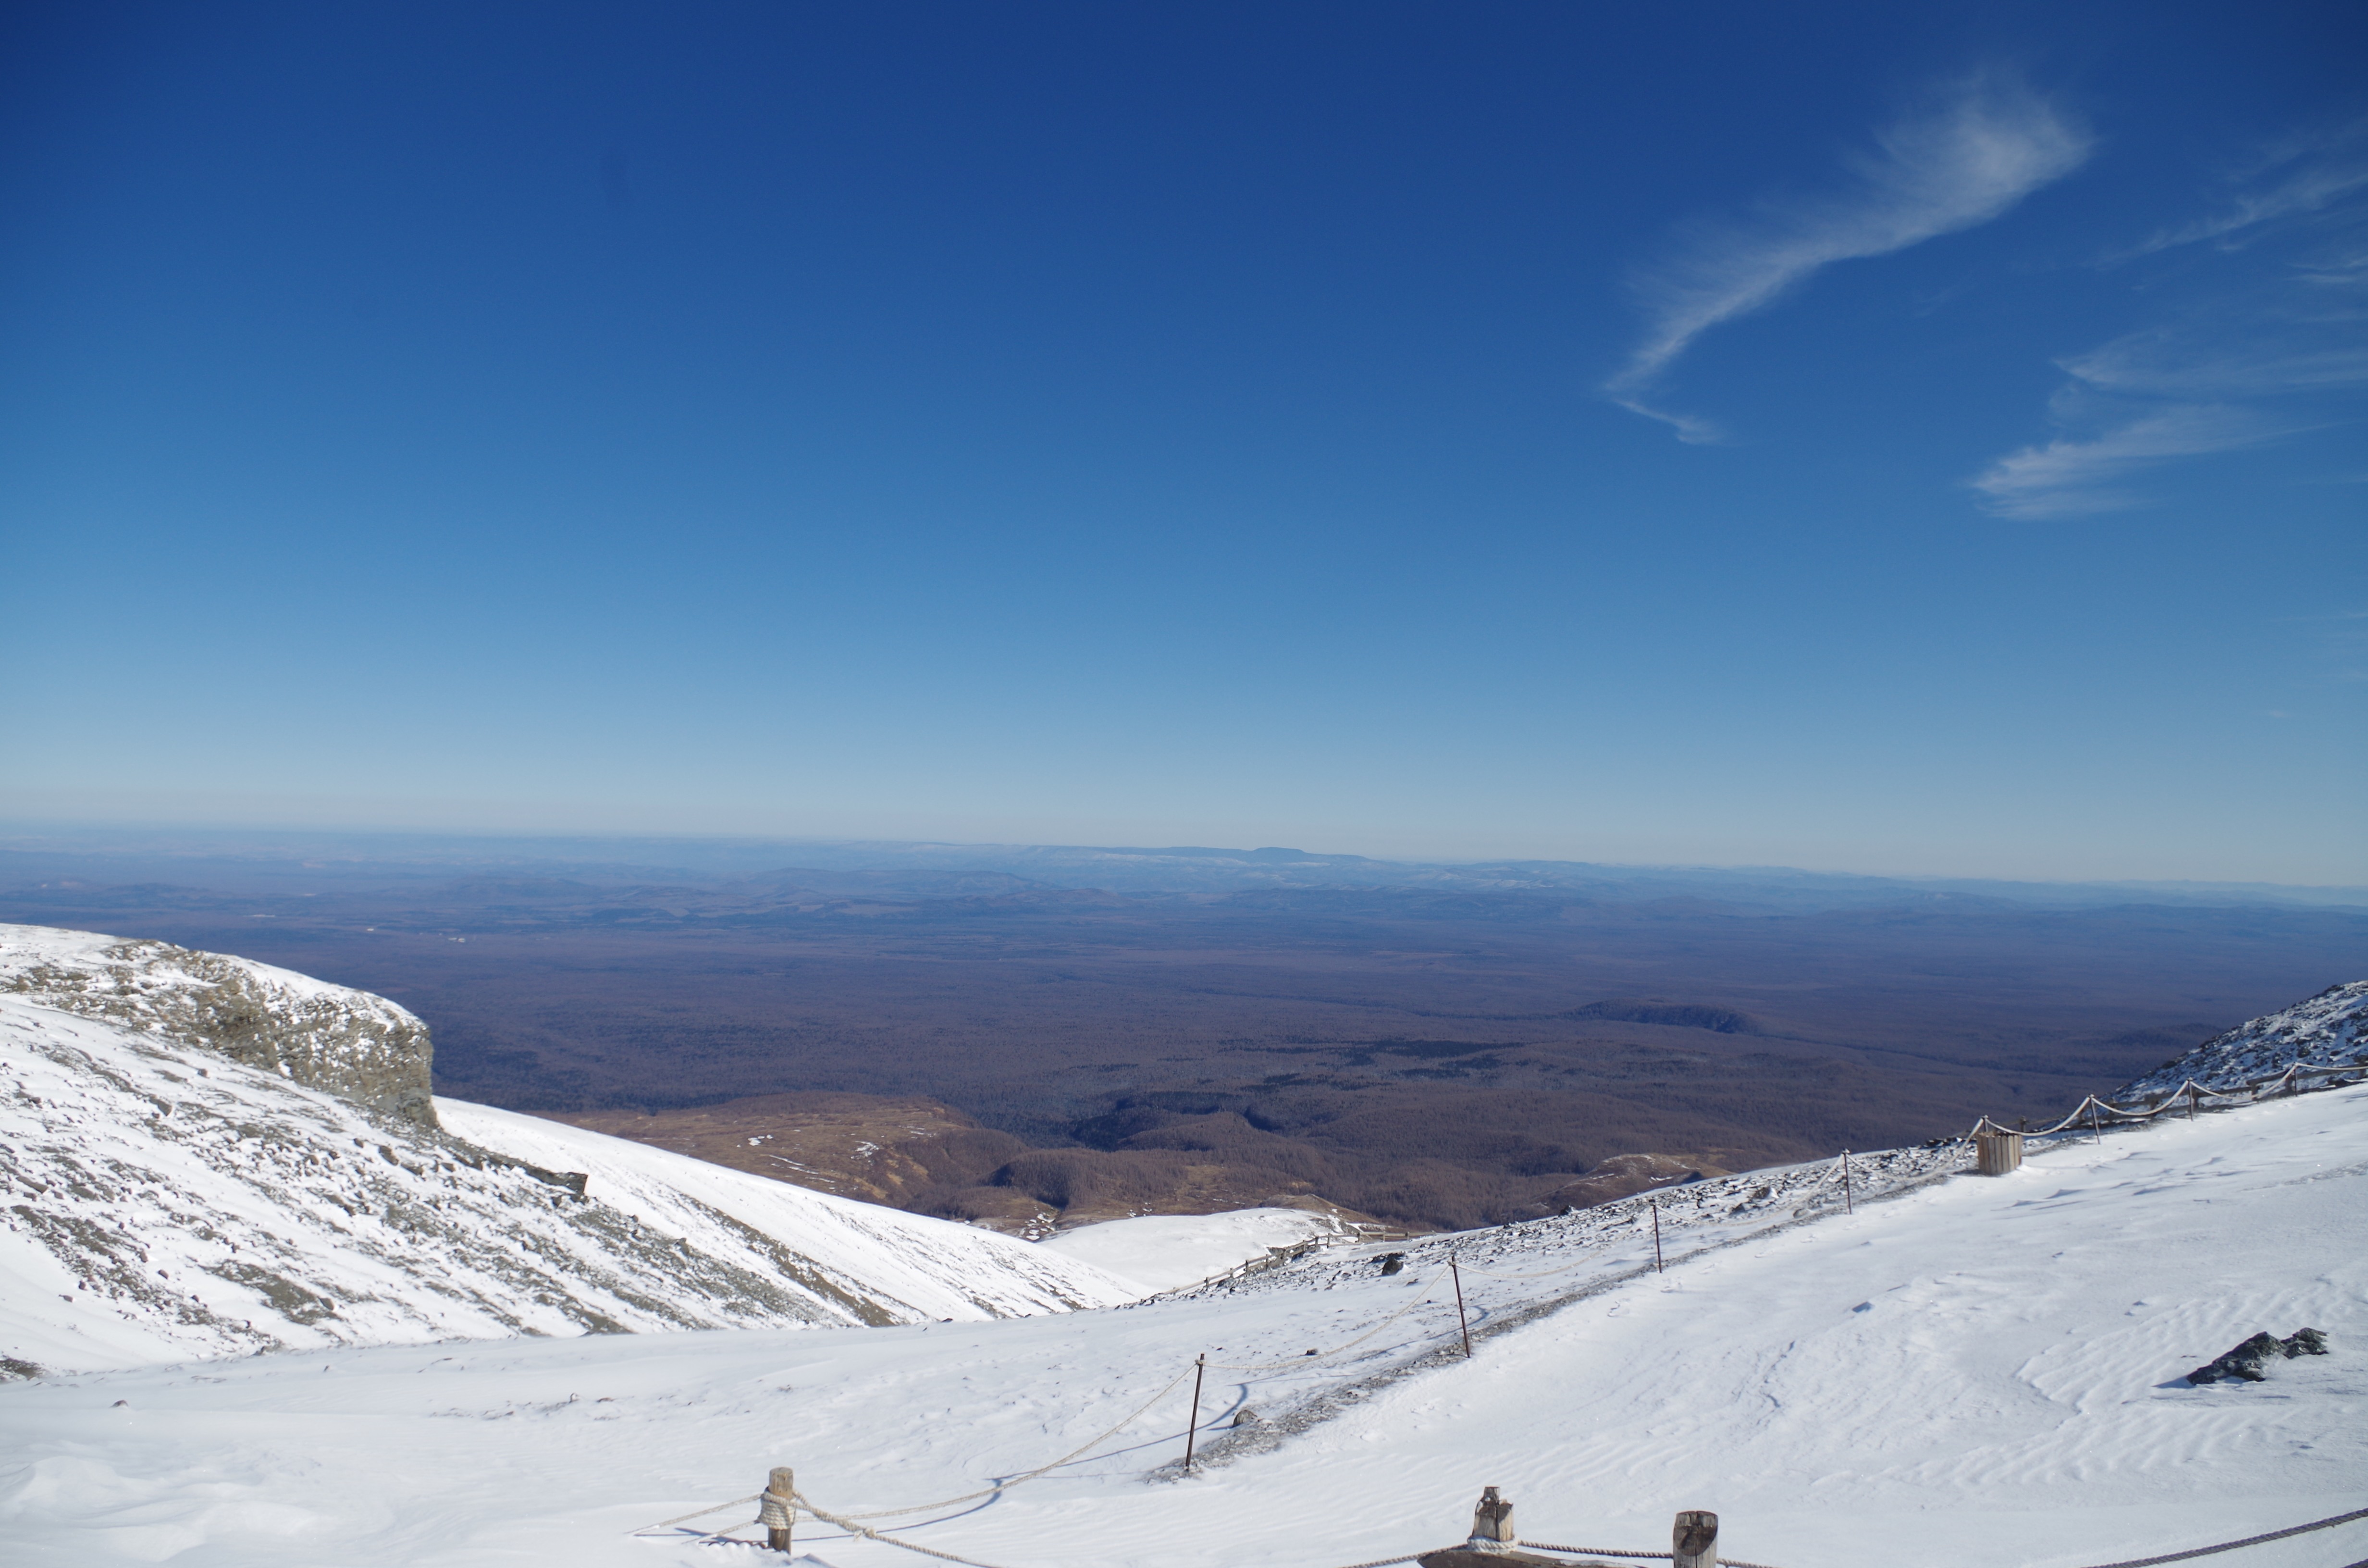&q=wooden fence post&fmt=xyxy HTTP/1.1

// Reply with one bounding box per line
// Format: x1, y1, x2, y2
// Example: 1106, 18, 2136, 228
1672, 1509, 1718, 1568
760, 1466, 795, 1554
1650, 1198, 1663, 1273
2186, 1083, 2199, 1120
1182, 1354, 1207, 1473
1450, 1257, 1473, 1358
1469, 1485, 1515, 1544
1840, 1150, 1853, 1214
